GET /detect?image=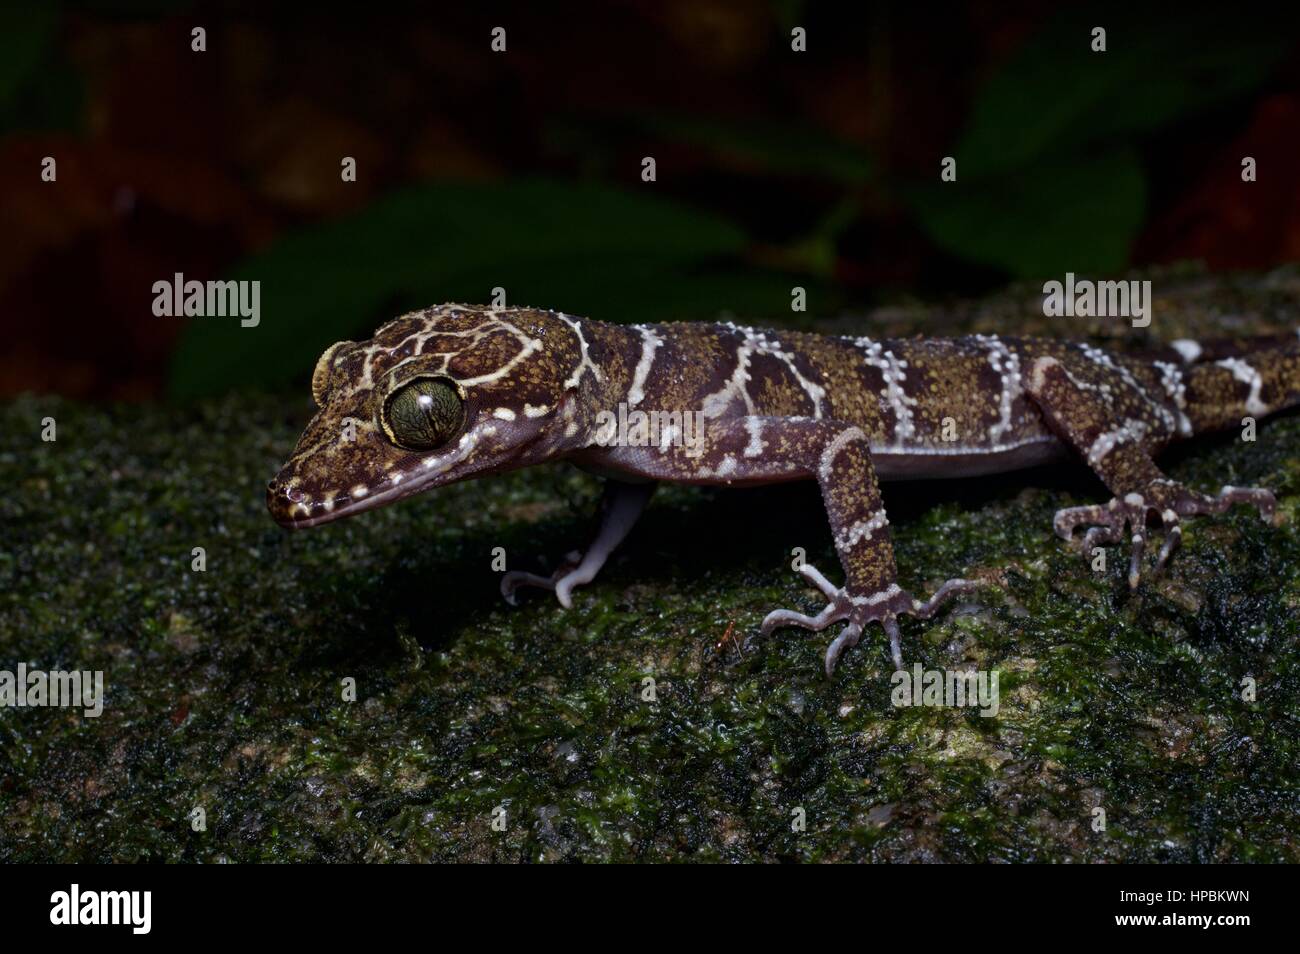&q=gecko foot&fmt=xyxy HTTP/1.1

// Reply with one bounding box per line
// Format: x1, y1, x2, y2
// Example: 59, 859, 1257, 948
1054, 481, 1278, 589
500, 551, 586, 608
753, 563, 983, 677
501, 480, 655, 611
